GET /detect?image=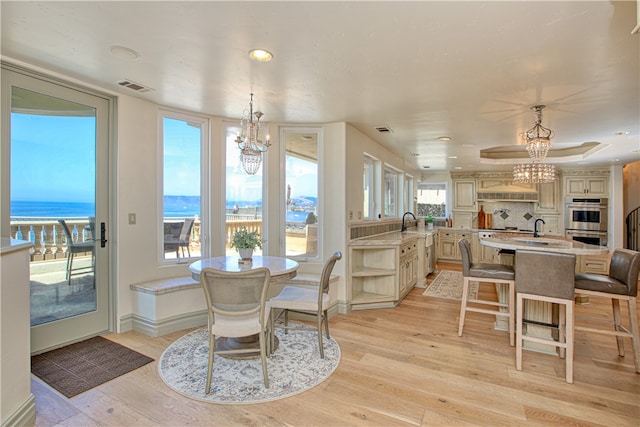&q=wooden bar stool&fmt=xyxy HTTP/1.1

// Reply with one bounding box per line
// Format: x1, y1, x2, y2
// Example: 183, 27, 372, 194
515, 250, 576, 383
457, 239, 516, 346
574, 248, 640, 373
